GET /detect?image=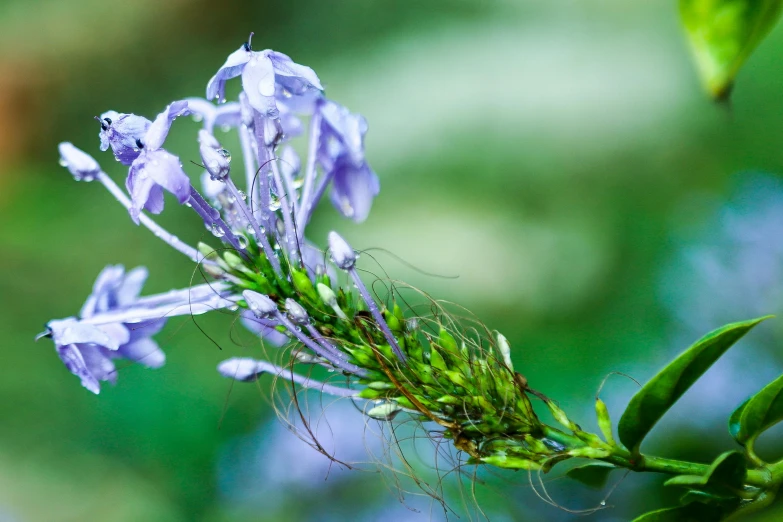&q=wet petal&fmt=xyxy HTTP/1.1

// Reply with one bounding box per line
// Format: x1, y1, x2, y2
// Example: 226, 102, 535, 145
241, 53, 277, 116
206, 46, 251, 102
329, 159, 379, 222
268, 50, 323, 93
144, 101, 190, 151
58, 142, 101, 181
139, 150, 191, 204
100, 112, 151, 165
